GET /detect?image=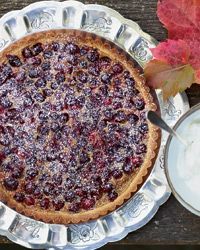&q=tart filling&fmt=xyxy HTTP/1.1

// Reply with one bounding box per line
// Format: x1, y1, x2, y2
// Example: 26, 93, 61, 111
0, 30, 160, 224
